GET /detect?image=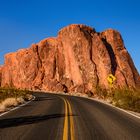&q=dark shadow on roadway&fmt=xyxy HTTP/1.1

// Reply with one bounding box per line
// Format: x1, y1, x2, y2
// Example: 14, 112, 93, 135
0, 114, 76, 128
34, 96, 57, 102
